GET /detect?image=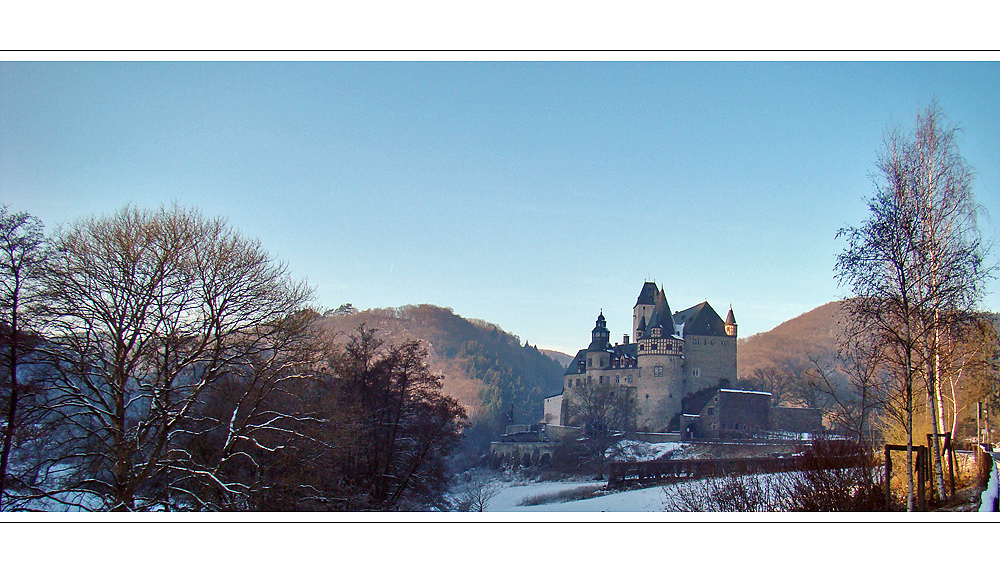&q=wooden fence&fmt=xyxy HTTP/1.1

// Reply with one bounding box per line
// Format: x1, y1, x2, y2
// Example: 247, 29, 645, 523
607, 455, 840, 488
